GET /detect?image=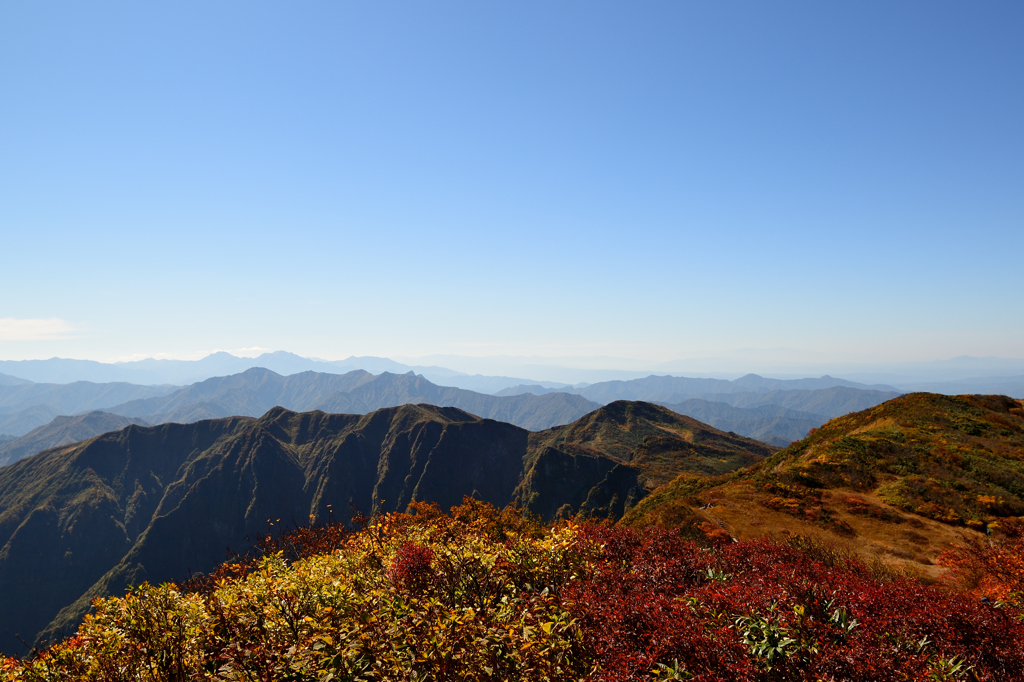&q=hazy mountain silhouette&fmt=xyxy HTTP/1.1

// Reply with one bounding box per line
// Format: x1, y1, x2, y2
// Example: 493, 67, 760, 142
572, 374, 898, 404
659, 399, 825, 447
0, 353, 555, 393
0, 405, 59, 439
705, 385, 901, 418
0, 413, 151, 467
0, 381, 176, 436
106, 368, 600, 432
